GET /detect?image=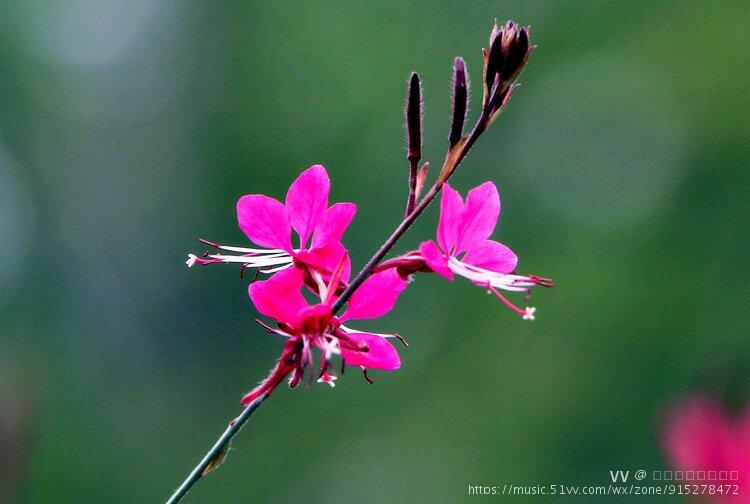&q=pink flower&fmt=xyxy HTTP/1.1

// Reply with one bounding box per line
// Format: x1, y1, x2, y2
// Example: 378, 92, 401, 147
186, 165, 356, 282
663, 395, 750, 502
380, 182, 551, 319
240, 259, 408, 404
